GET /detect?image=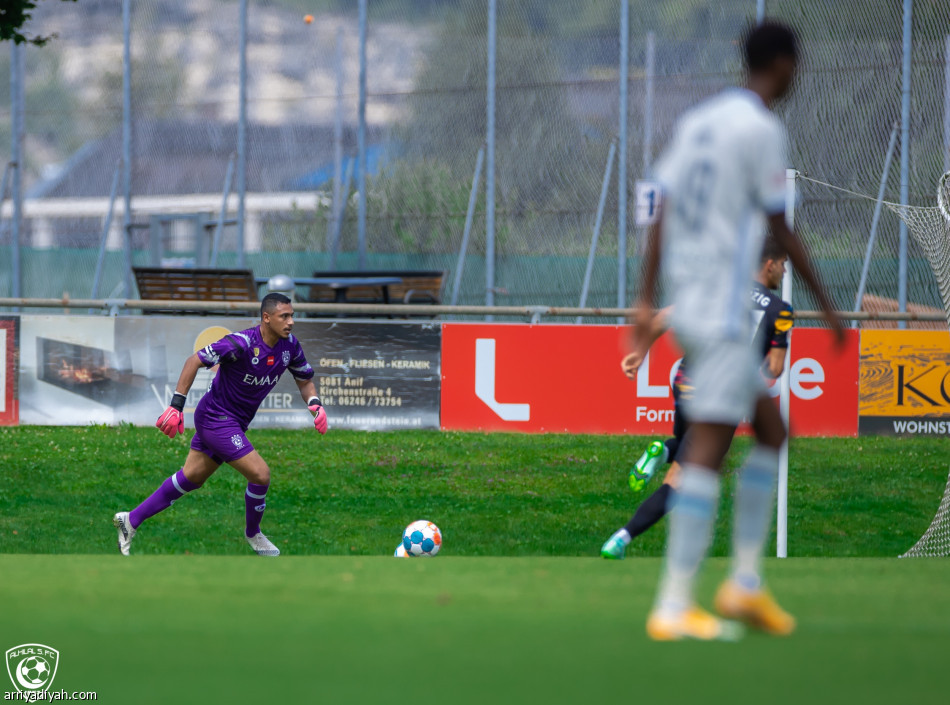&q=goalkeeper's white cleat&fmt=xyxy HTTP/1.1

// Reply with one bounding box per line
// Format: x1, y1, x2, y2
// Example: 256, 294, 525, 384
113, 512, 136, 556
600, 530, 629, 559
394, 543, 408, 557
246, 532, 280, 557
